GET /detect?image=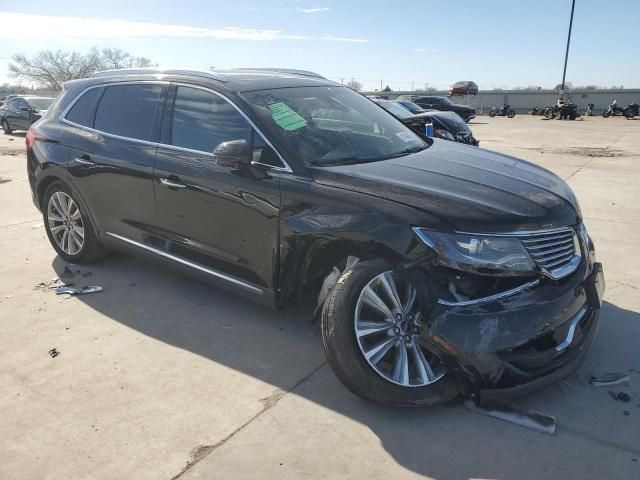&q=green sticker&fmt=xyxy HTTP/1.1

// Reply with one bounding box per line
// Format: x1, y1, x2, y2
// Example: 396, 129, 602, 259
268, 102, 307, 131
